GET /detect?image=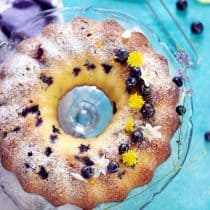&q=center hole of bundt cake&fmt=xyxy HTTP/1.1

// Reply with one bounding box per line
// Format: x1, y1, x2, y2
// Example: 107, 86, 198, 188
58, 86, 113, 138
